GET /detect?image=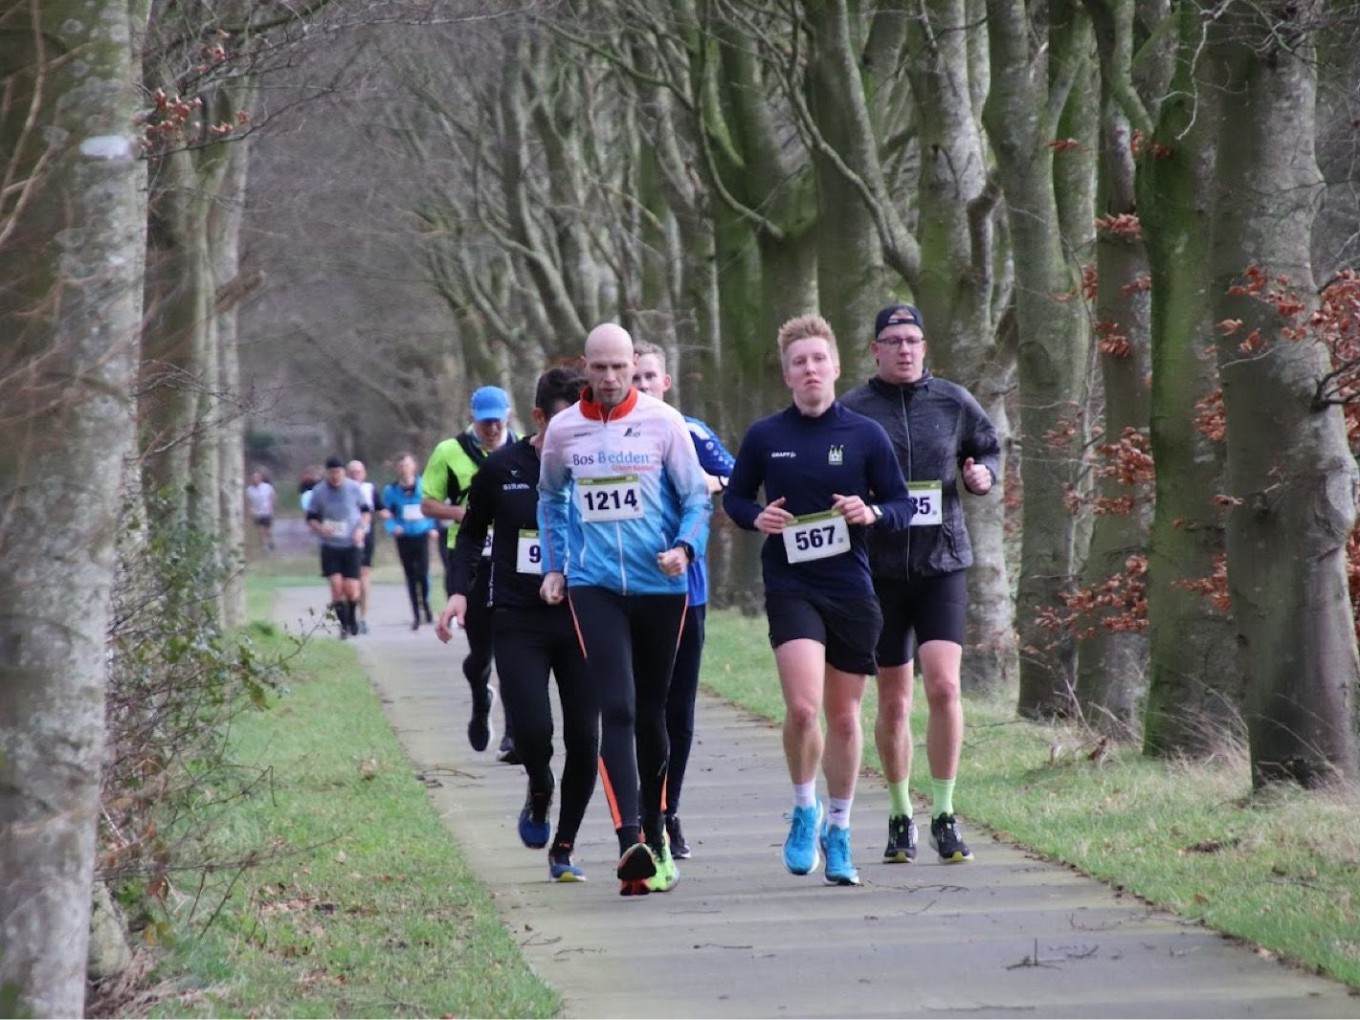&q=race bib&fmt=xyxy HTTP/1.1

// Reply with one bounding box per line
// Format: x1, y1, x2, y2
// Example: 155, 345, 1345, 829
908, 482, 943, 526
516, 529, 543, 575
323, 518, 349, 537
400, 503, 424, 522
578, 474, 644, 523
782, 511, 850, 564
482, 527, 494, 558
